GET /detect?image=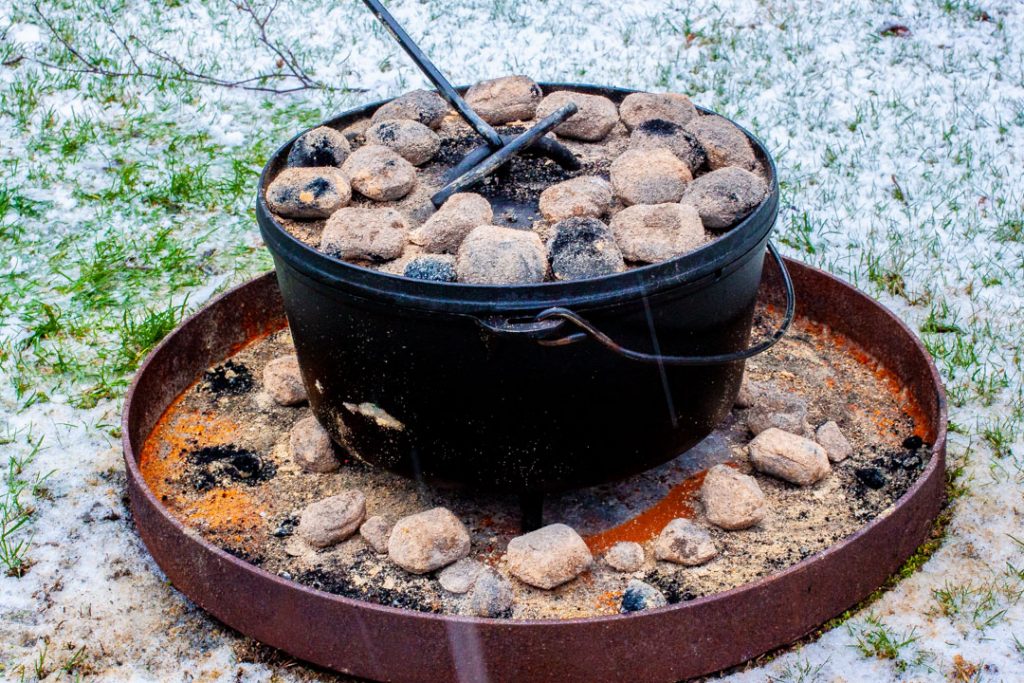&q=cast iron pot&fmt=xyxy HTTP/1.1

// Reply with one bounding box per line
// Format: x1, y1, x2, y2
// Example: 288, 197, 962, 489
256, 83, 792, 494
